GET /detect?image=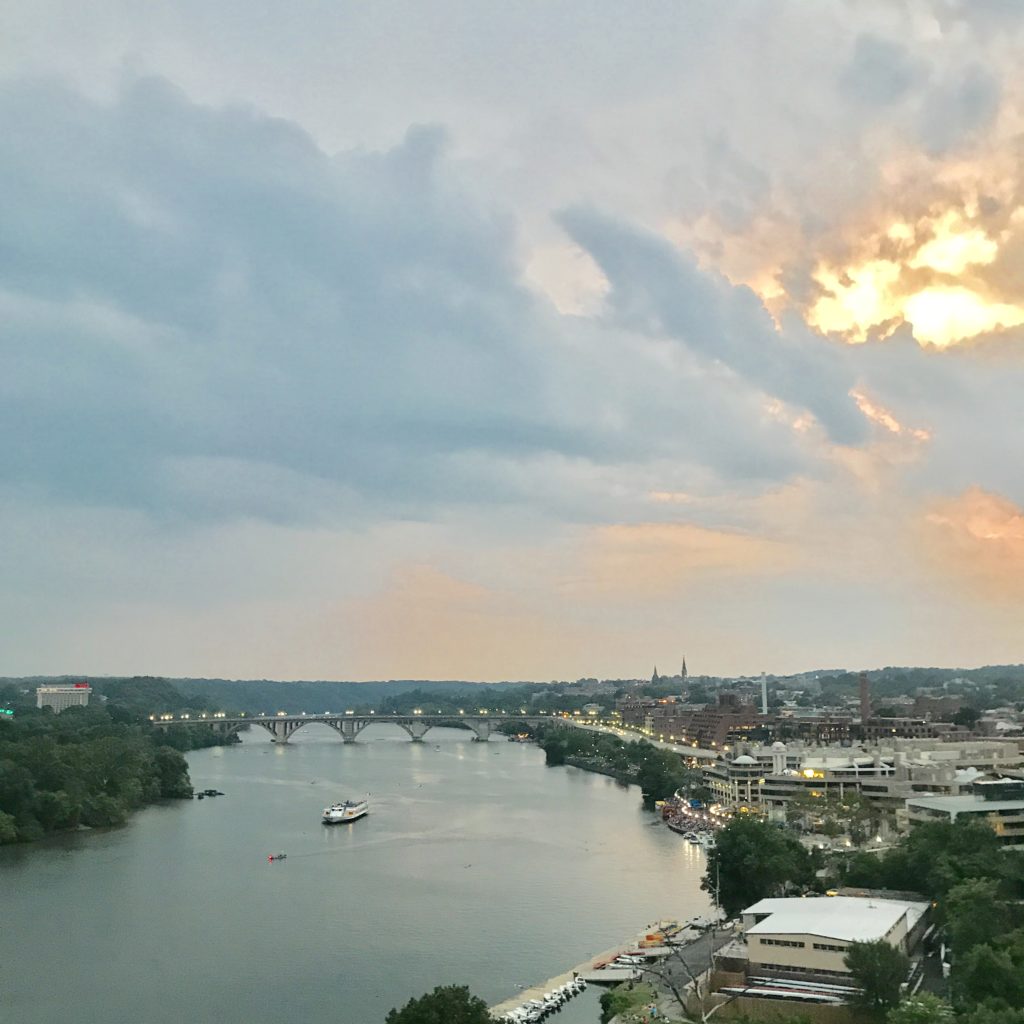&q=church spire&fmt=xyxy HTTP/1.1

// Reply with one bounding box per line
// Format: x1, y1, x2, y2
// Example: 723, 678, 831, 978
652, 666, 660, 684
681, 657, 688, 680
